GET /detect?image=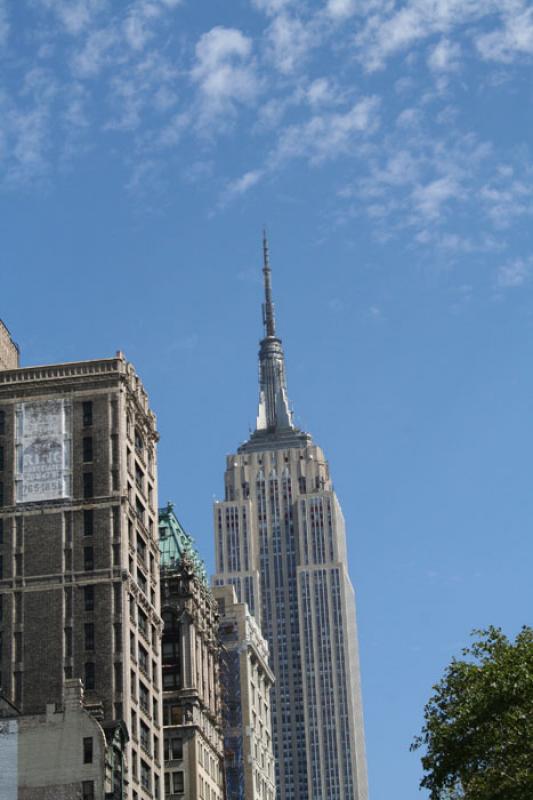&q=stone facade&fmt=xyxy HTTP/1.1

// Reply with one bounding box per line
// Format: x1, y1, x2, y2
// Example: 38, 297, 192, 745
0, 349, 163, 800
0, 679, 127, 799
214, 585, 275, 800
0, 320, 19, 372
159, 507, 224, 800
